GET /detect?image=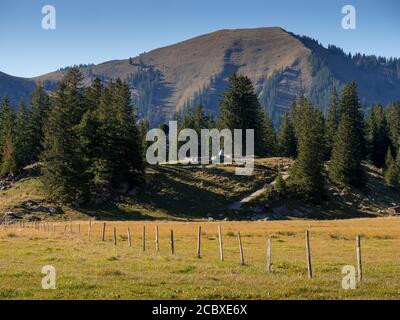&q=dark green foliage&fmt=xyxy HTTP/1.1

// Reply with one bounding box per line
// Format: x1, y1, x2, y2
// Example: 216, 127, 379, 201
366, 104, 390, 168
41, 68, 88, 202
14, 101, 31, 171
42, 69, 144, 203
218, 74, 276, 157
386, 102, 400, 154
274, 172, 287, 195
384, 149, 399, 189
325, 87, 340, 159
26, 84, 51, 164
278, 112, 296, 158
289, 98, 326, 202
337, 82, 366, 160
329, 82, 366, 189
329, 112, 365, 189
